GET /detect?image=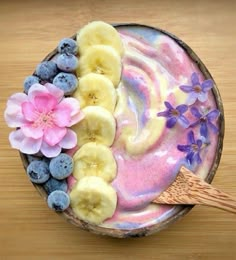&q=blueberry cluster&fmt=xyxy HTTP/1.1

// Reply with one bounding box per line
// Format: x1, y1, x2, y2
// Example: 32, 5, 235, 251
23, 38, 79, 95
26, 153, 73, 212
